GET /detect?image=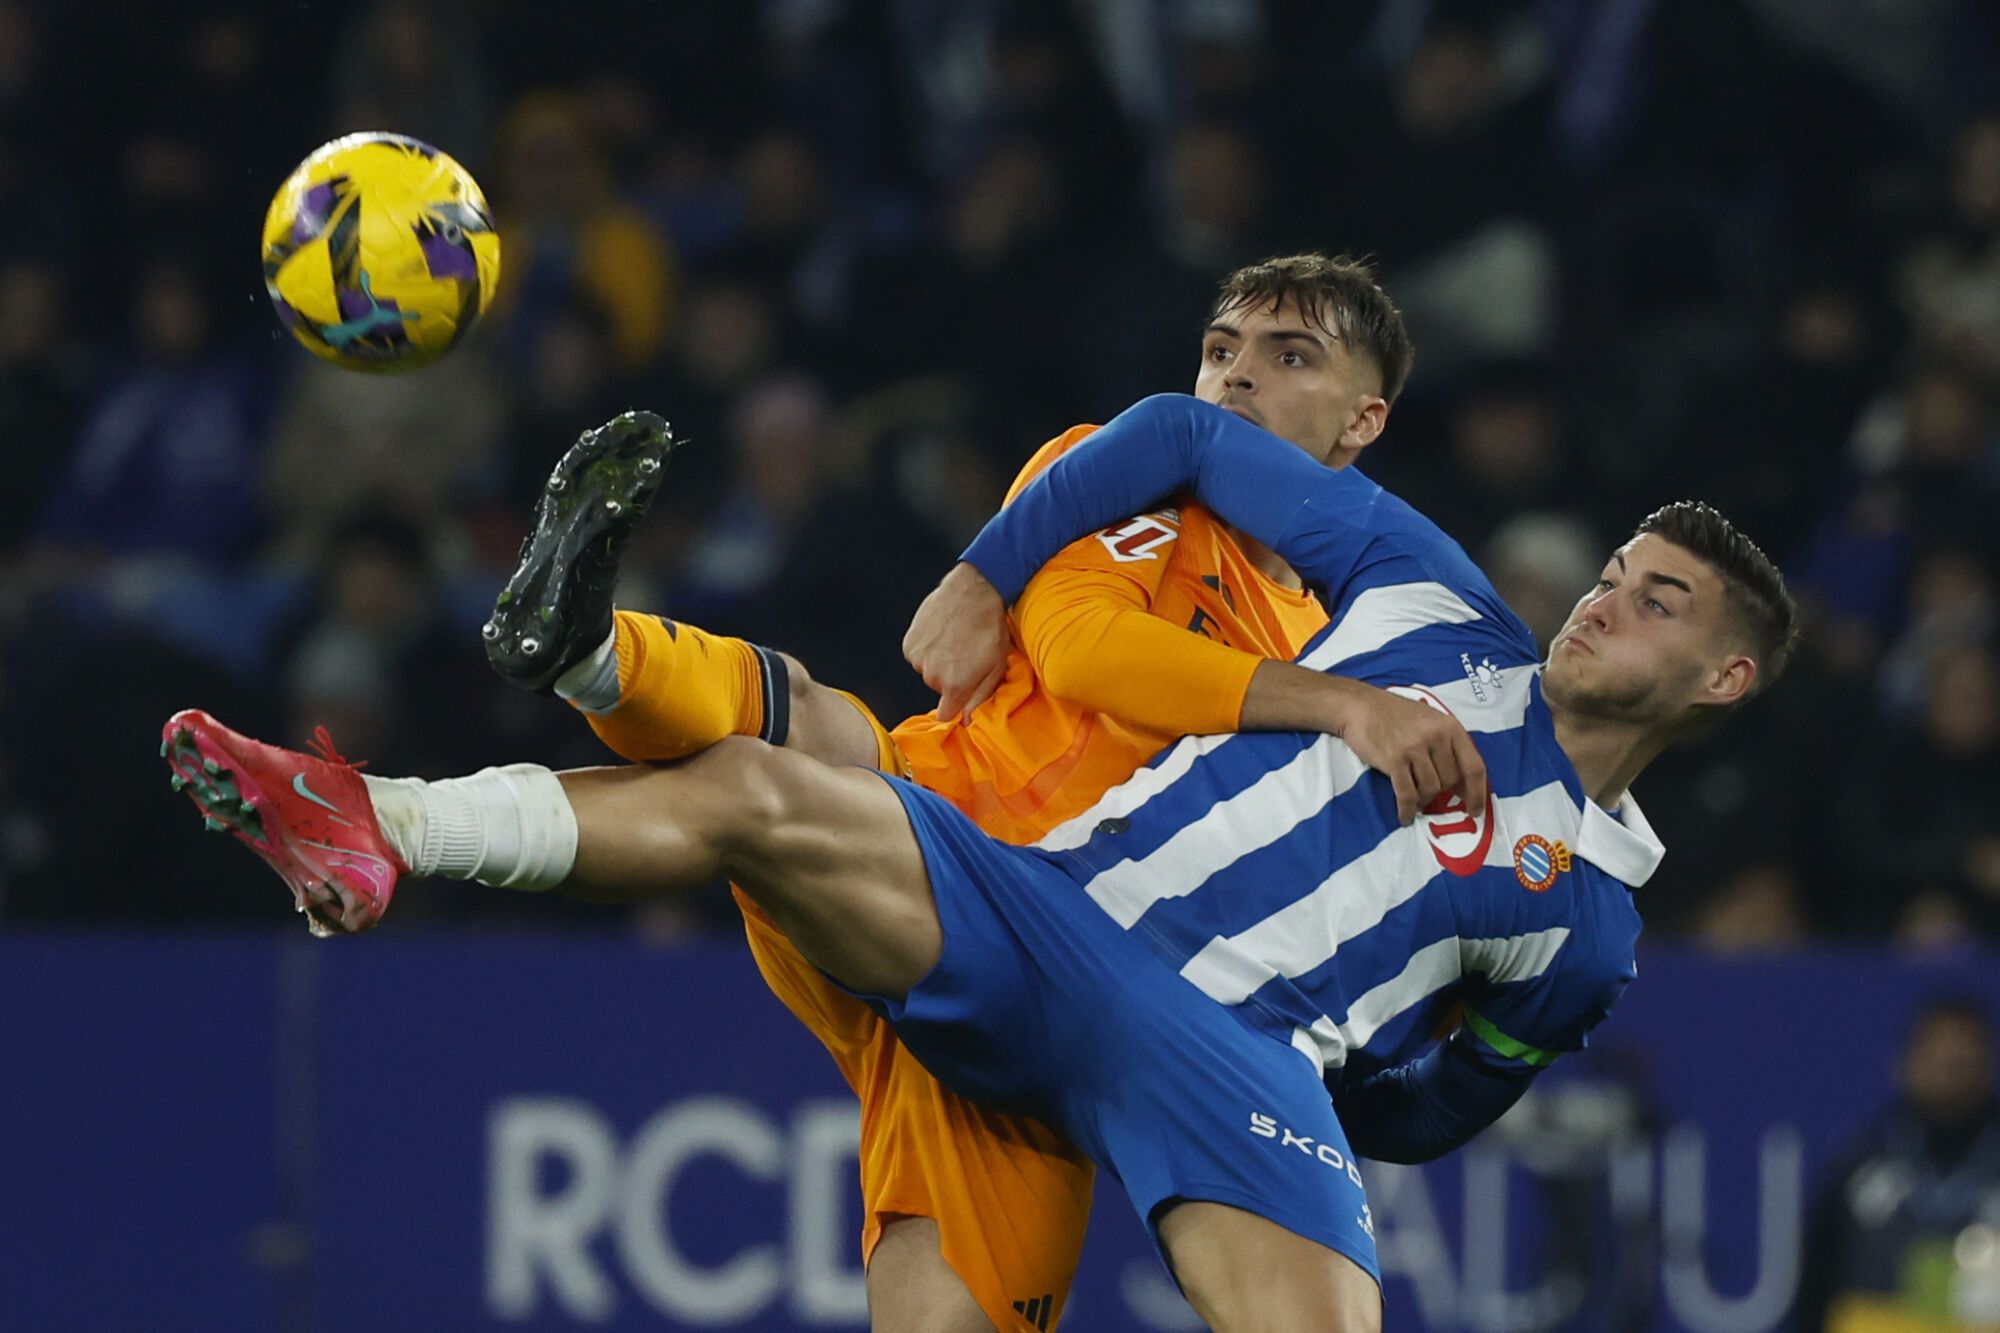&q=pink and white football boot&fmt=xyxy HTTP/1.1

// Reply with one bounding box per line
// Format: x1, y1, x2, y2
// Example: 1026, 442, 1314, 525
161, 709, 407, 936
